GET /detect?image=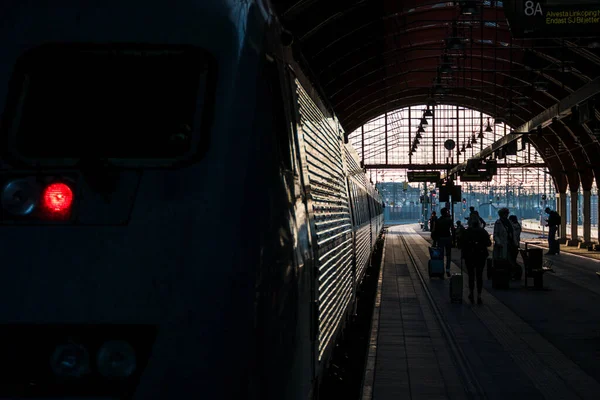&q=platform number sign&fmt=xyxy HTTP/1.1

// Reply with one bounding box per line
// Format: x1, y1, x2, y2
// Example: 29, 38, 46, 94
524, 1, 543, 16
